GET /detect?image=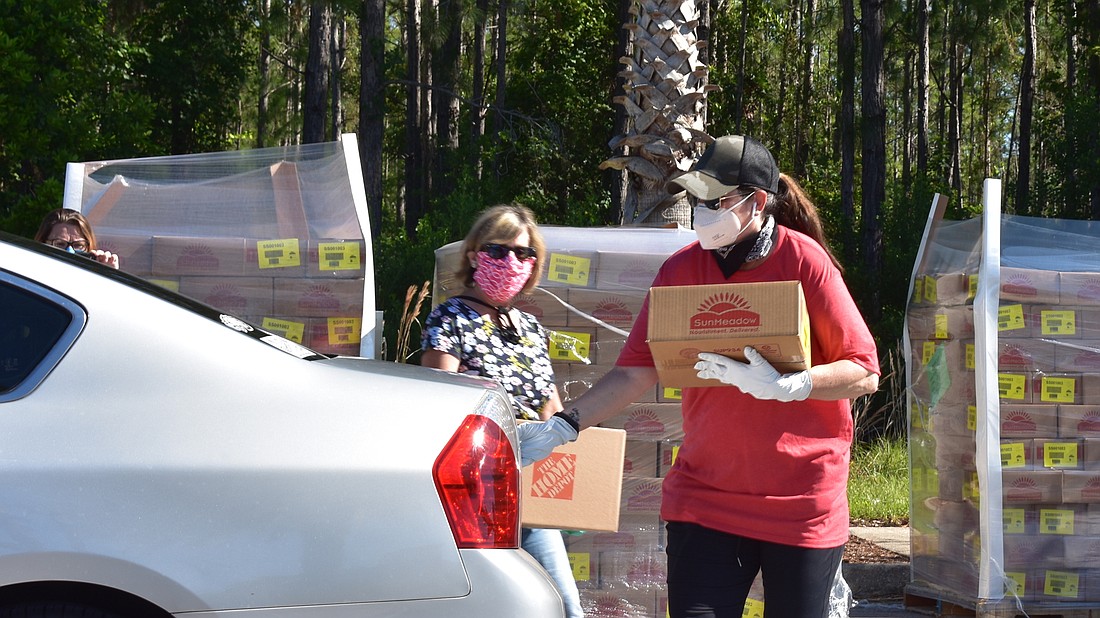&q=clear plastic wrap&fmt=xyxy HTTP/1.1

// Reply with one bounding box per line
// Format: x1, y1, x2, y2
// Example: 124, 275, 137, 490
63, 135, 376, 357
906, 180, 1100, 613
